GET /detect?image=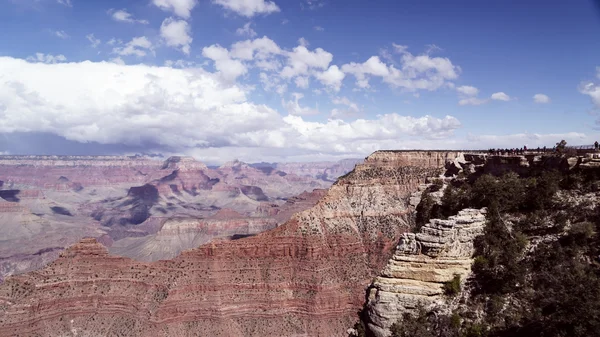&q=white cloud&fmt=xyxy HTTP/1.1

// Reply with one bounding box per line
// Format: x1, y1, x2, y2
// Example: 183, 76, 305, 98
580, 82, 600, 109
302, 0, 325, 10
160, 18, 193, 54
315, 65, 345, 92
230, 36, 281, 60
3, 56, 592, 163
294, 76, 309, 89
314, 26, 324, 31
260, 72, 287, 94
385, 53, 459, 90
109, 9, 149, 24
533, 93, 551, 104
283, 92, 320, 115
86, 34, 101, 48
112, 36, 153, 57
54, 30, 69, 39
330, 96, 360, 119
392, 43, 409, 54
425, 44, 442, 55
281, 19, 289, 25
0, 56, 276, 150
456, 85, 478, 96
57, 0, 72, 7
165, 59, 197, 68
491, 92, 511, 101
236, 22, 257, 37
350, 44, 461, 92
0, 56, 464, 158
107, 38, 123, 46
342, 49, 459, 92
458, 97, 488, 106
202, 44, 247, 82
298, 37, 309, 47
341, 56, 389, 89
280, 45, 332, 79
212, 0, 280, 17
26, 53, 67, 64
152, 0, 197, 19
110, 57, 125, 65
